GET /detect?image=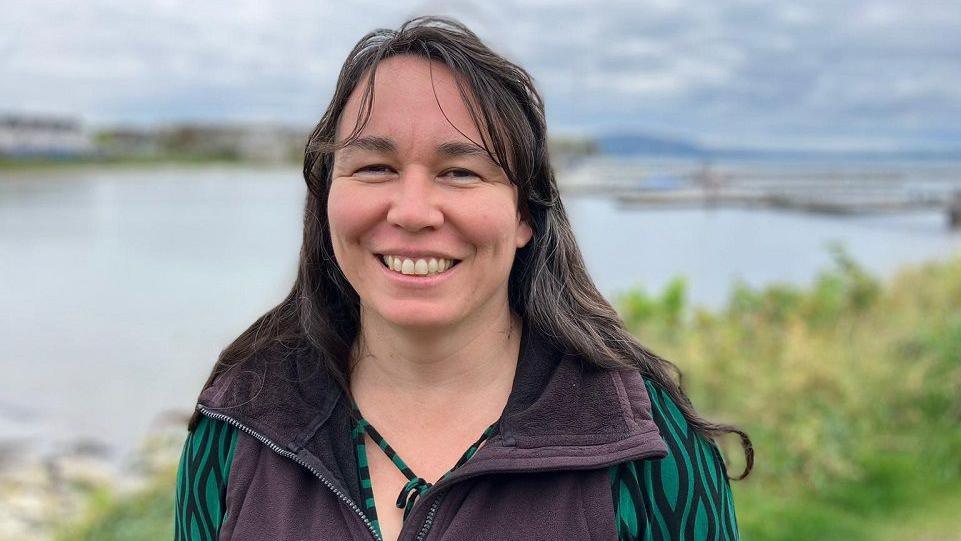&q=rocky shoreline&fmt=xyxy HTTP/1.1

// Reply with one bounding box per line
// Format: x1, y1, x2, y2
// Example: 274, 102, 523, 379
0, 409, 190, 540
